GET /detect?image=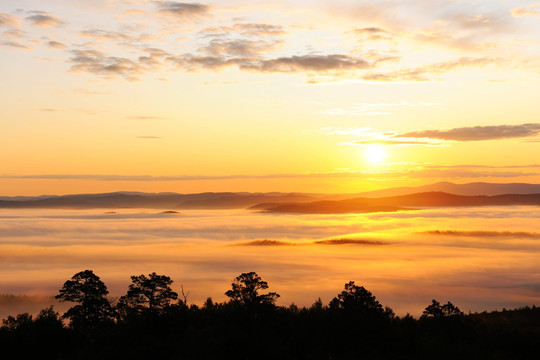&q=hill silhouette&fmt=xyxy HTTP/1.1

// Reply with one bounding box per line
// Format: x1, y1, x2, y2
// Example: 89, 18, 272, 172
253, 192, 540, 214
0, 192, 322, 210
2, 182, 540, 211
356, 181, 540, 197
